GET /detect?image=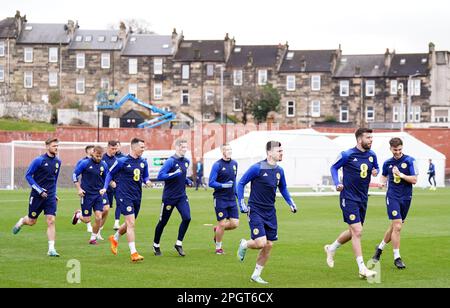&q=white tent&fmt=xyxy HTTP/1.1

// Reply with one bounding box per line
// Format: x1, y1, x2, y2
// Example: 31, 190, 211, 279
331, 132, 446, 188
203, 129, 340, 188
